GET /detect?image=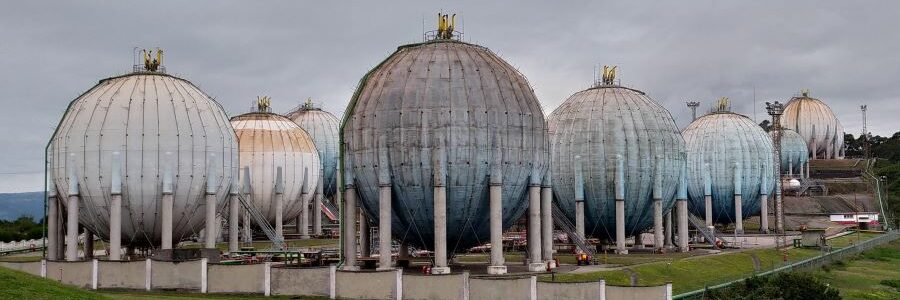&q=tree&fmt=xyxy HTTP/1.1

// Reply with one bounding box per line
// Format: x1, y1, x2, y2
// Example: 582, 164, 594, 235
759, 120, 772, 132
709, 272, 840, 300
